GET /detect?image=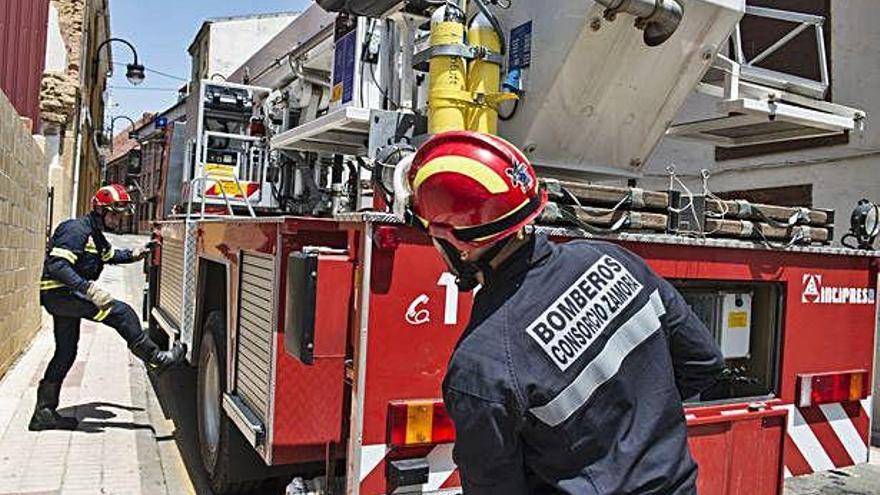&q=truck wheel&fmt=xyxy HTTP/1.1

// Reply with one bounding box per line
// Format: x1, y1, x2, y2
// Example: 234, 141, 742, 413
197, 311, 260, 494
